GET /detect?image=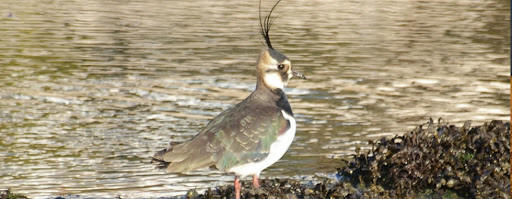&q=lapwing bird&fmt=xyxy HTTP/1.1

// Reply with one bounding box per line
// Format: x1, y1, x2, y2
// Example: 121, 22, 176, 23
152, 0, 305, 198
